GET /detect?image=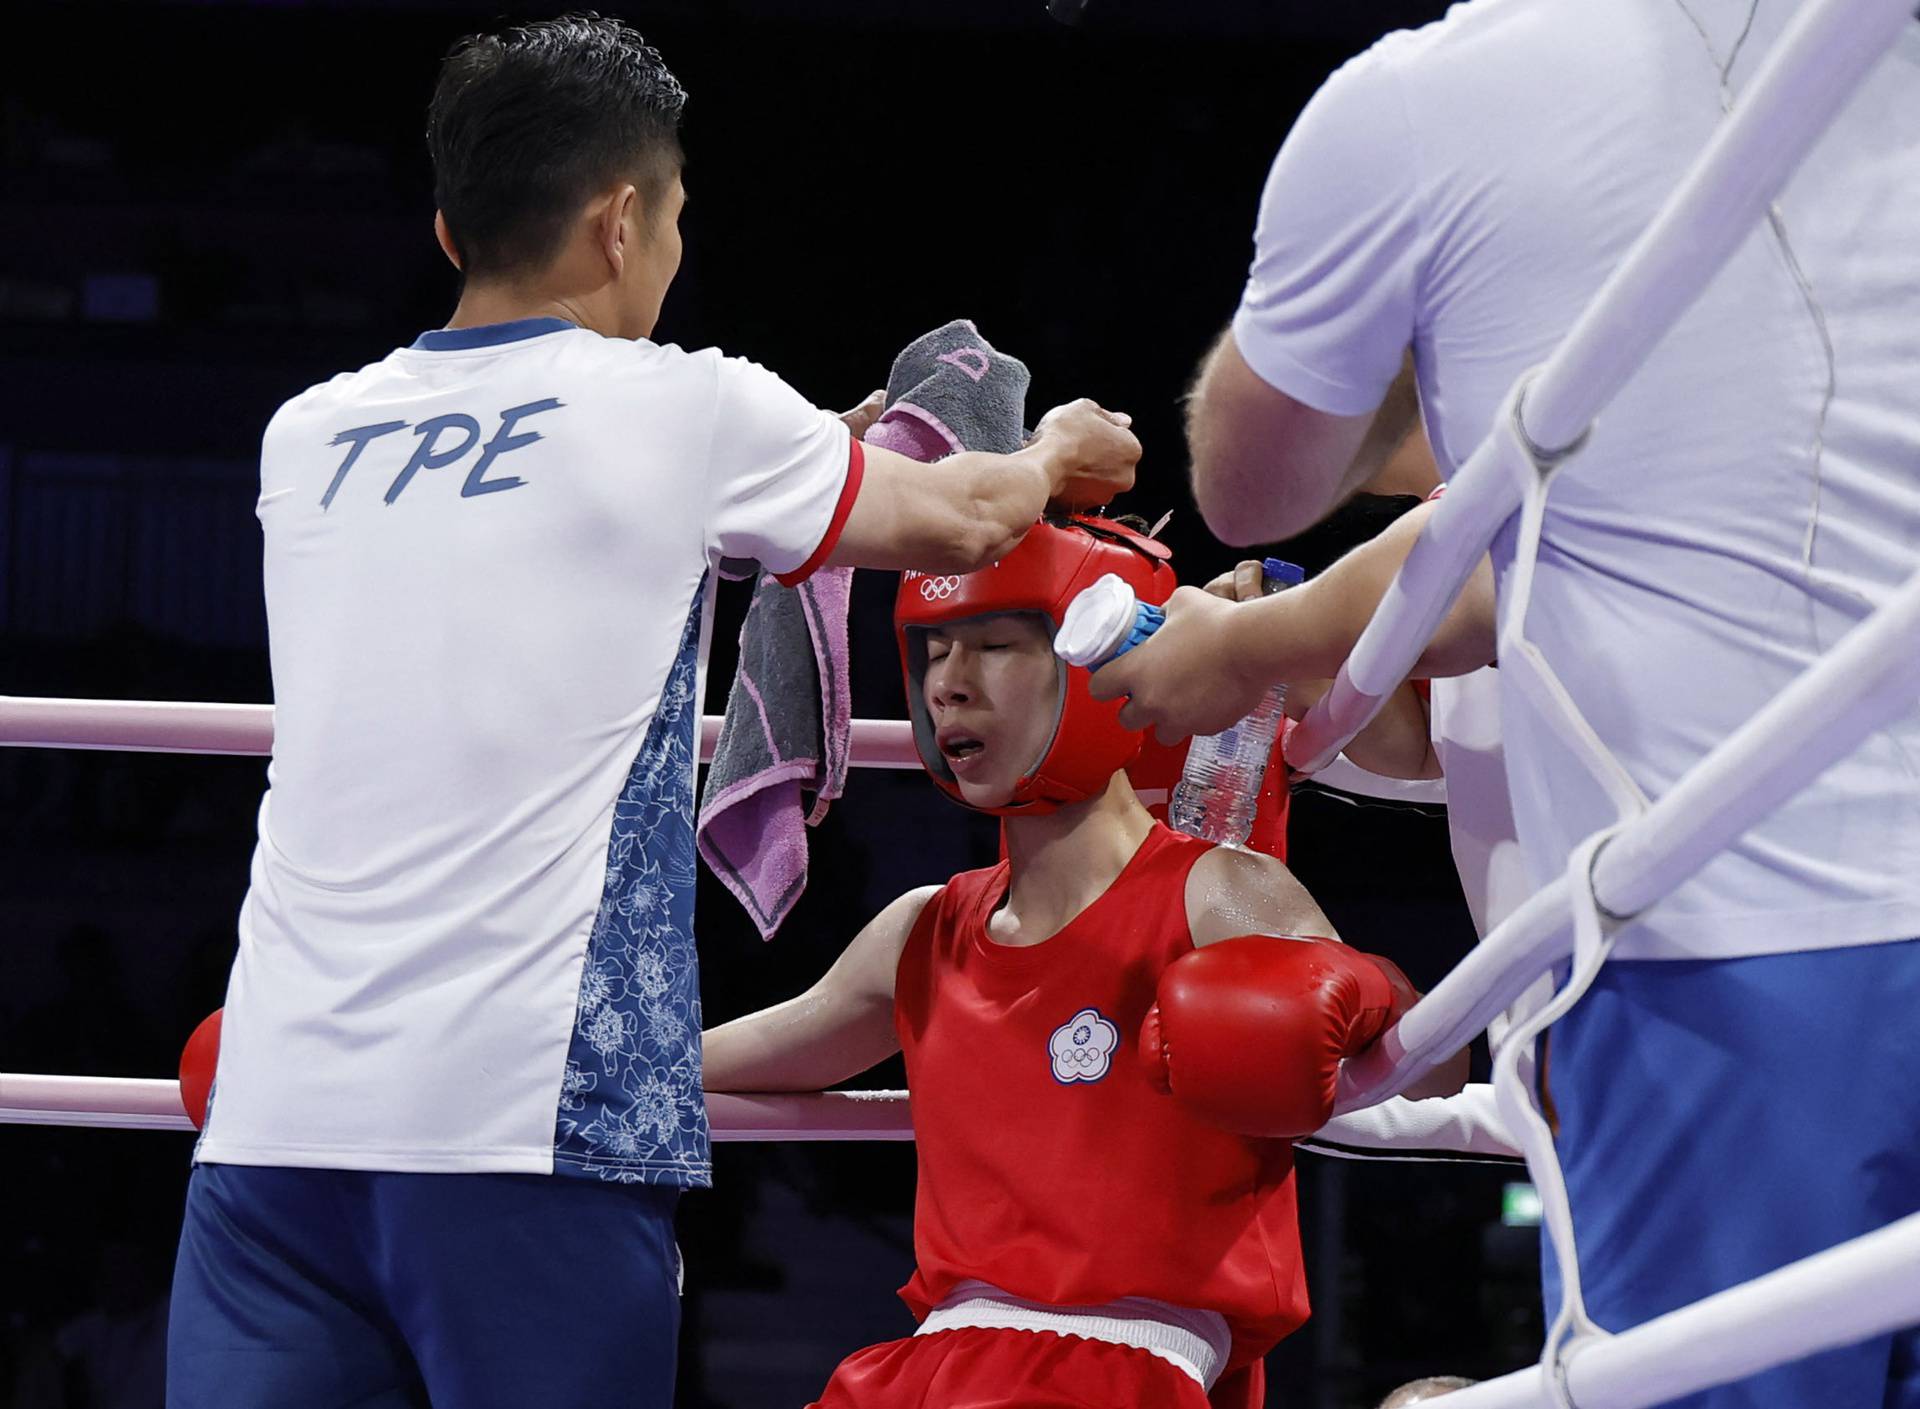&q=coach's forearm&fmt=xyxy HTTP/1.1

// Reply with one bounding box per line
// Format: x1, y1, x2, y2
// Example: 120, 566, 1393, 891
1186, 333, 1374, 544
1228, 504, 1494, 687
833, 445, 1056, 576
1307, 501, 1496, 679
923, 447, 1057, 572
1187, 336, 1420, 546
1218, 584, 1374, 687
1286, 678, 1441, 780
